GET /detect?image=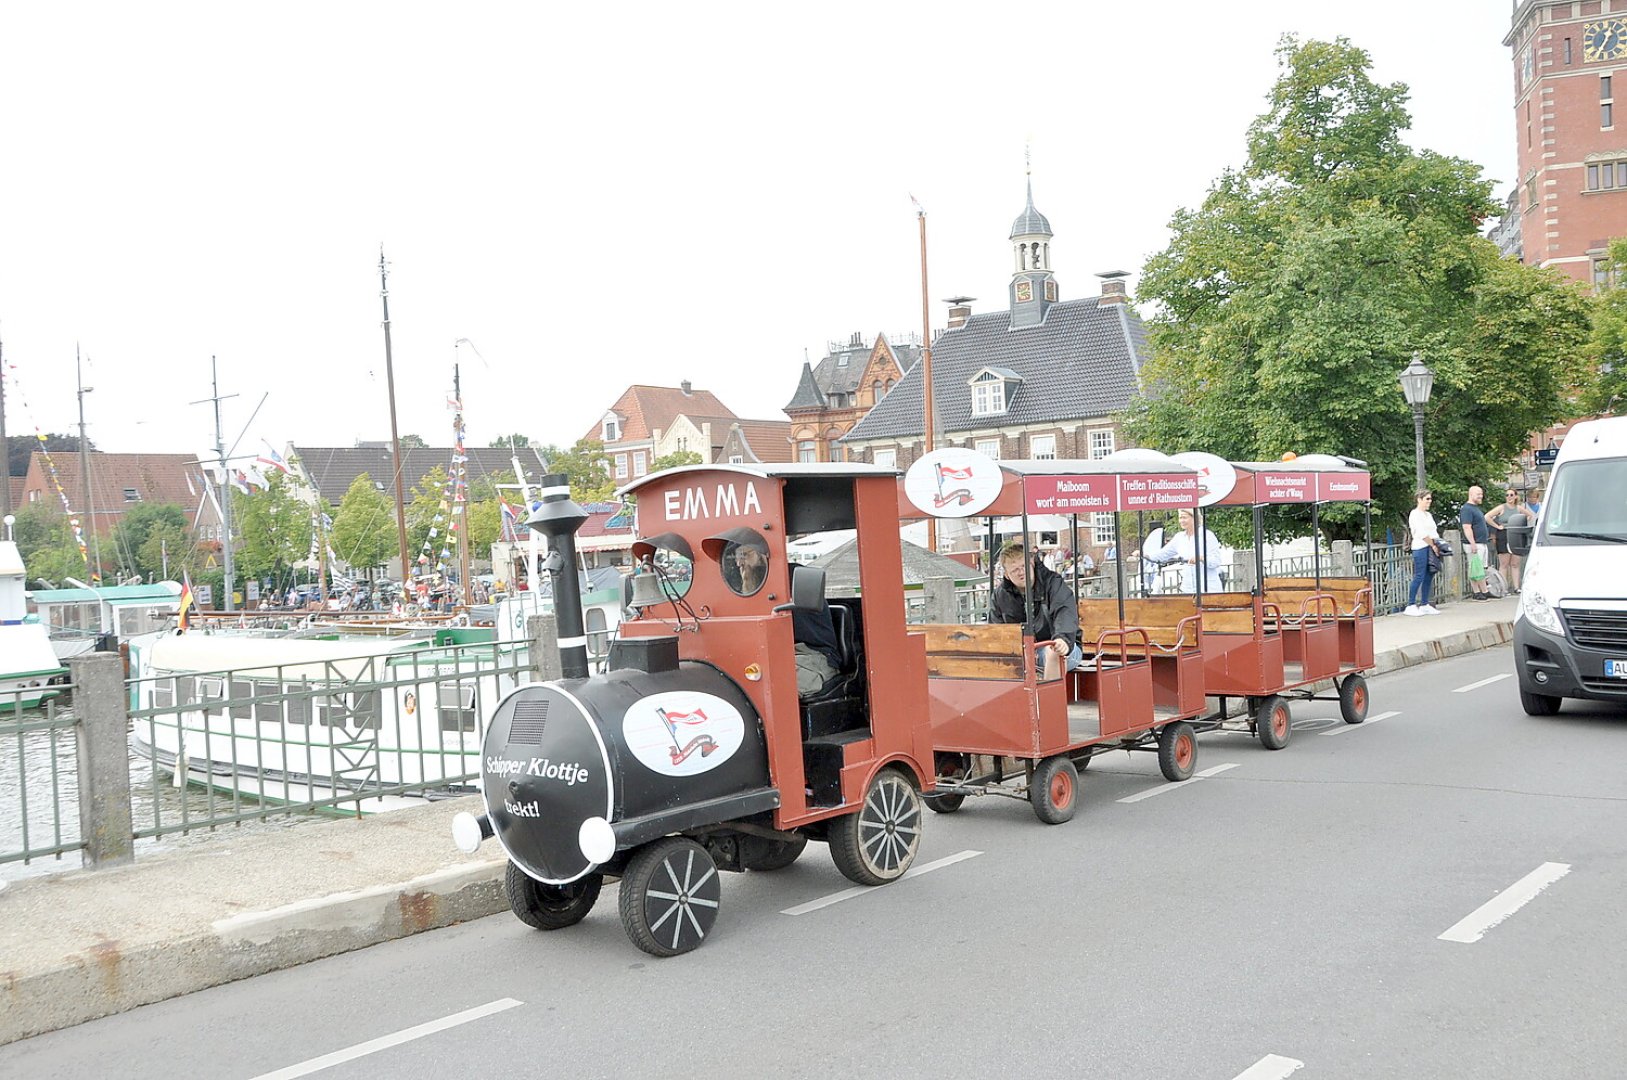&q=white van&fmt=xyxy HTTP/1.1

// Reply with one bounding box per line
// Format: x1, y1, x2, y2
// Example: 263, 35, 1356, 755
1512, 416, 1627, 715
